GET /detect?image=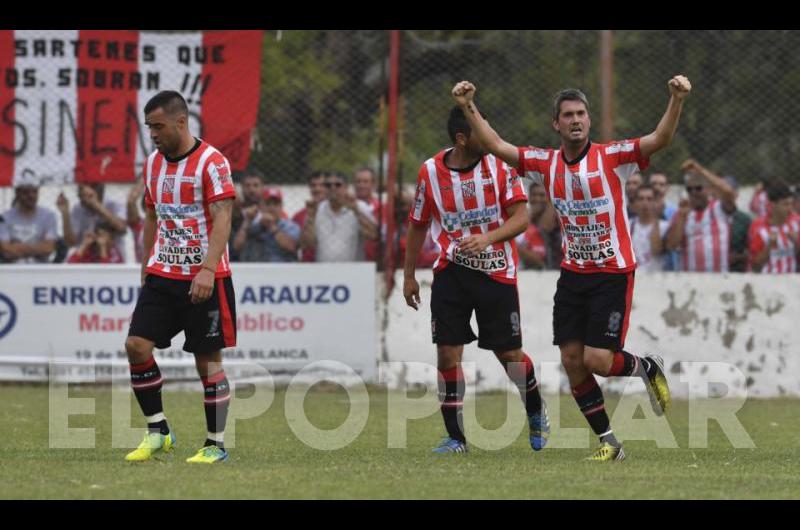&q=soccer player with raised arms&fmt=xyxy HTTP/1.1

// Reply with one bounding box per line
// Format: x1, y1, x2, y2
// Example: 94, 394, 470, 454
452, 75, 691, 461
